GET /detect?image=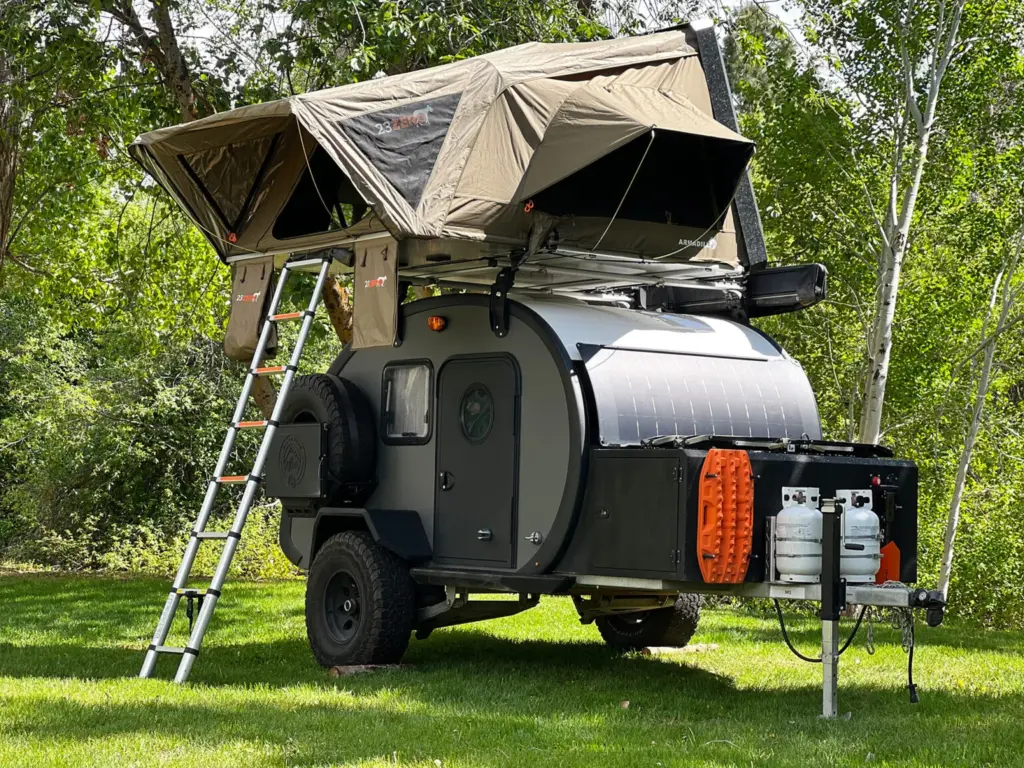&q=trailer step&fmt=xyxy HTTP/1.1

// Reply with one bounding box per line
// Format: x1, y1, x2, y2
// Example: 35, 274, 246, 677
410, 567, 576, 595
139, 253, 334, 684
